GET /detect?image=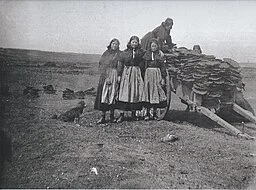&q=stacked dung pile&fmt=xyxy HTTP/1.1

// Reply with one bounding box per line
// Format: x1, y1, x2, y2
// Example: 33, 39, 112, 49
62, 88, 75, 100
62, 88, 85, 100
84, 87, 97, 96
165, 47, 243, 109
23, 86, 41, 98
43, 85, 56, 94
62, 87, 96, 100
200, 61, 231, 109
